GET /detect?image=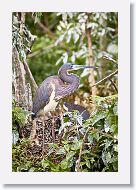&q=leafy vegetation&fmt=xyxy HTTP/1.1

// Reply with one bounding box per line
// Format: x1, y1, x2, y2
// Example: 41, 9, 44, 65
12, 12, 118, 172
12, 95, 118, 172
